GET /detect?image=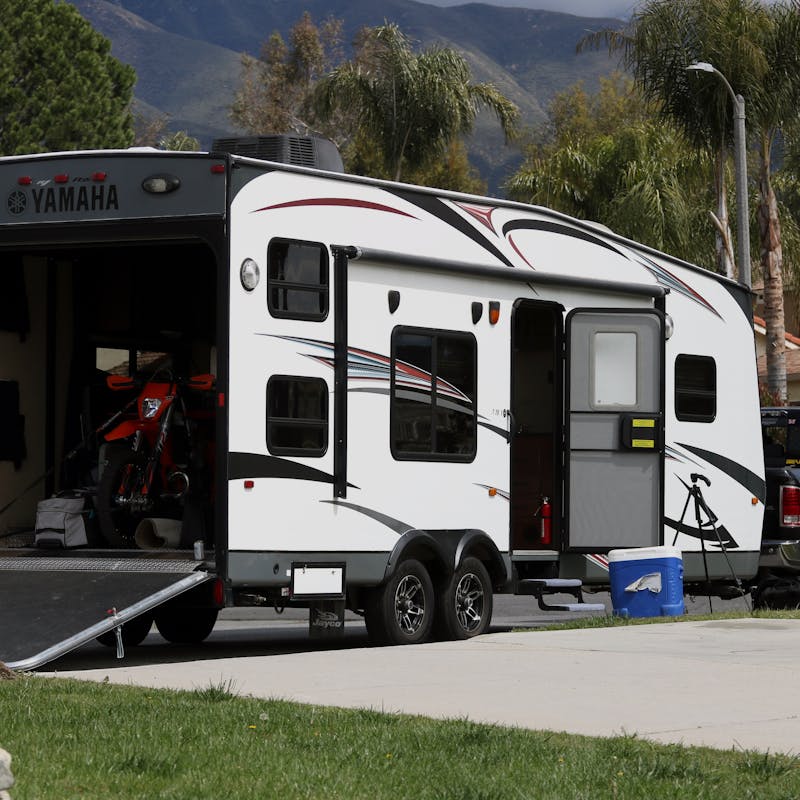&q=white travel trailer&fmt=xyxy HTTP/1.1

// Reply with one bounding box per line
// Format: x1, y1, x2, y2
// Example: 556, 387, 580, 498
0, 137, 764, 666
